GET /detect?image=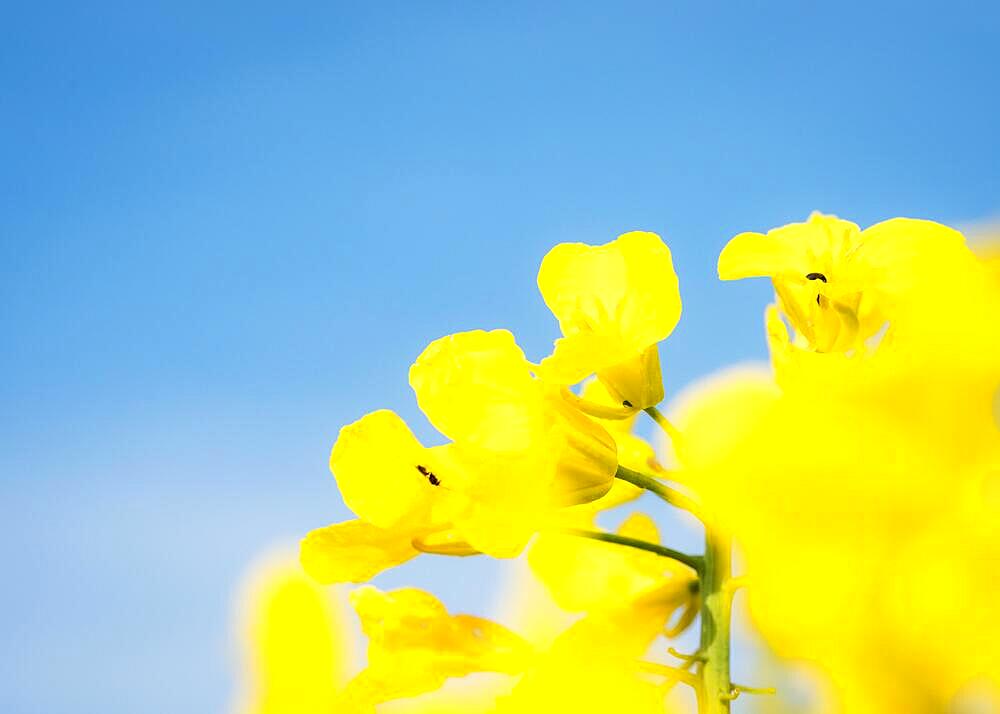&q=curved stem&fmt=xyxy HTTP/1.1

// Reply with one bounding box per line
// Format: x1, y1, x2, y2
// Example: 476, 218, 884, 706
615, 465, 702, 518
562, 528, 703, 572
644, 405, 684, 445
